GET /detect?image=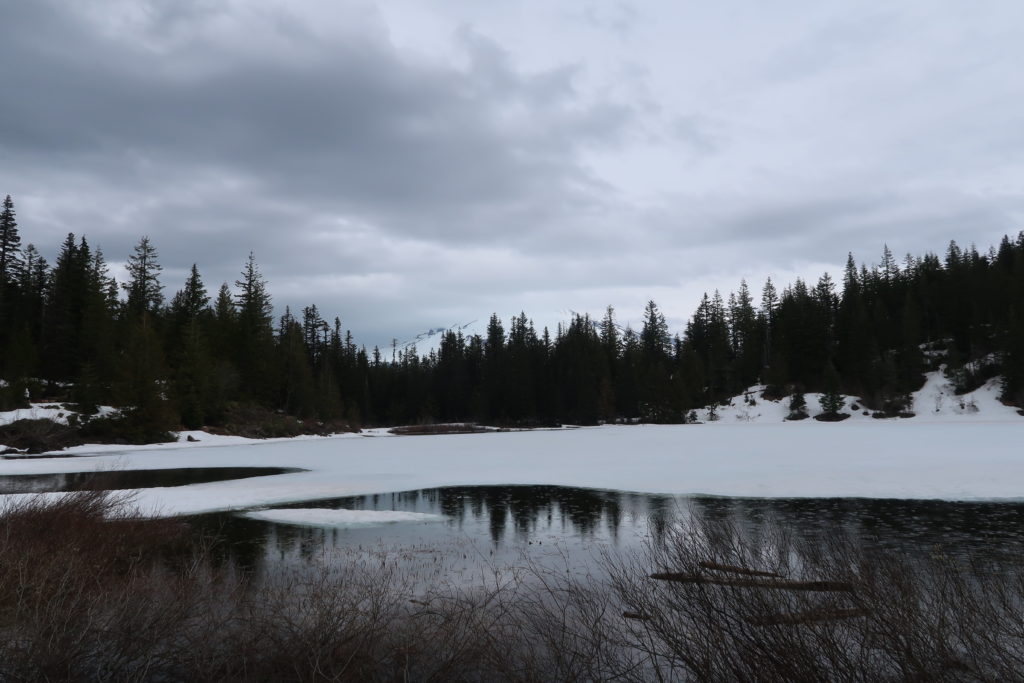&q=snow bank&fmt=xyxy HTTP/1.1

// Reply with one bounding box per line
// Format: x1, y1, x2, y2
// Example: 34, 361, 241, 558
243, 508, 447, 527
910, 370, 1015, 422
700, 370, 1022, 424
0, 403, 119, 428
